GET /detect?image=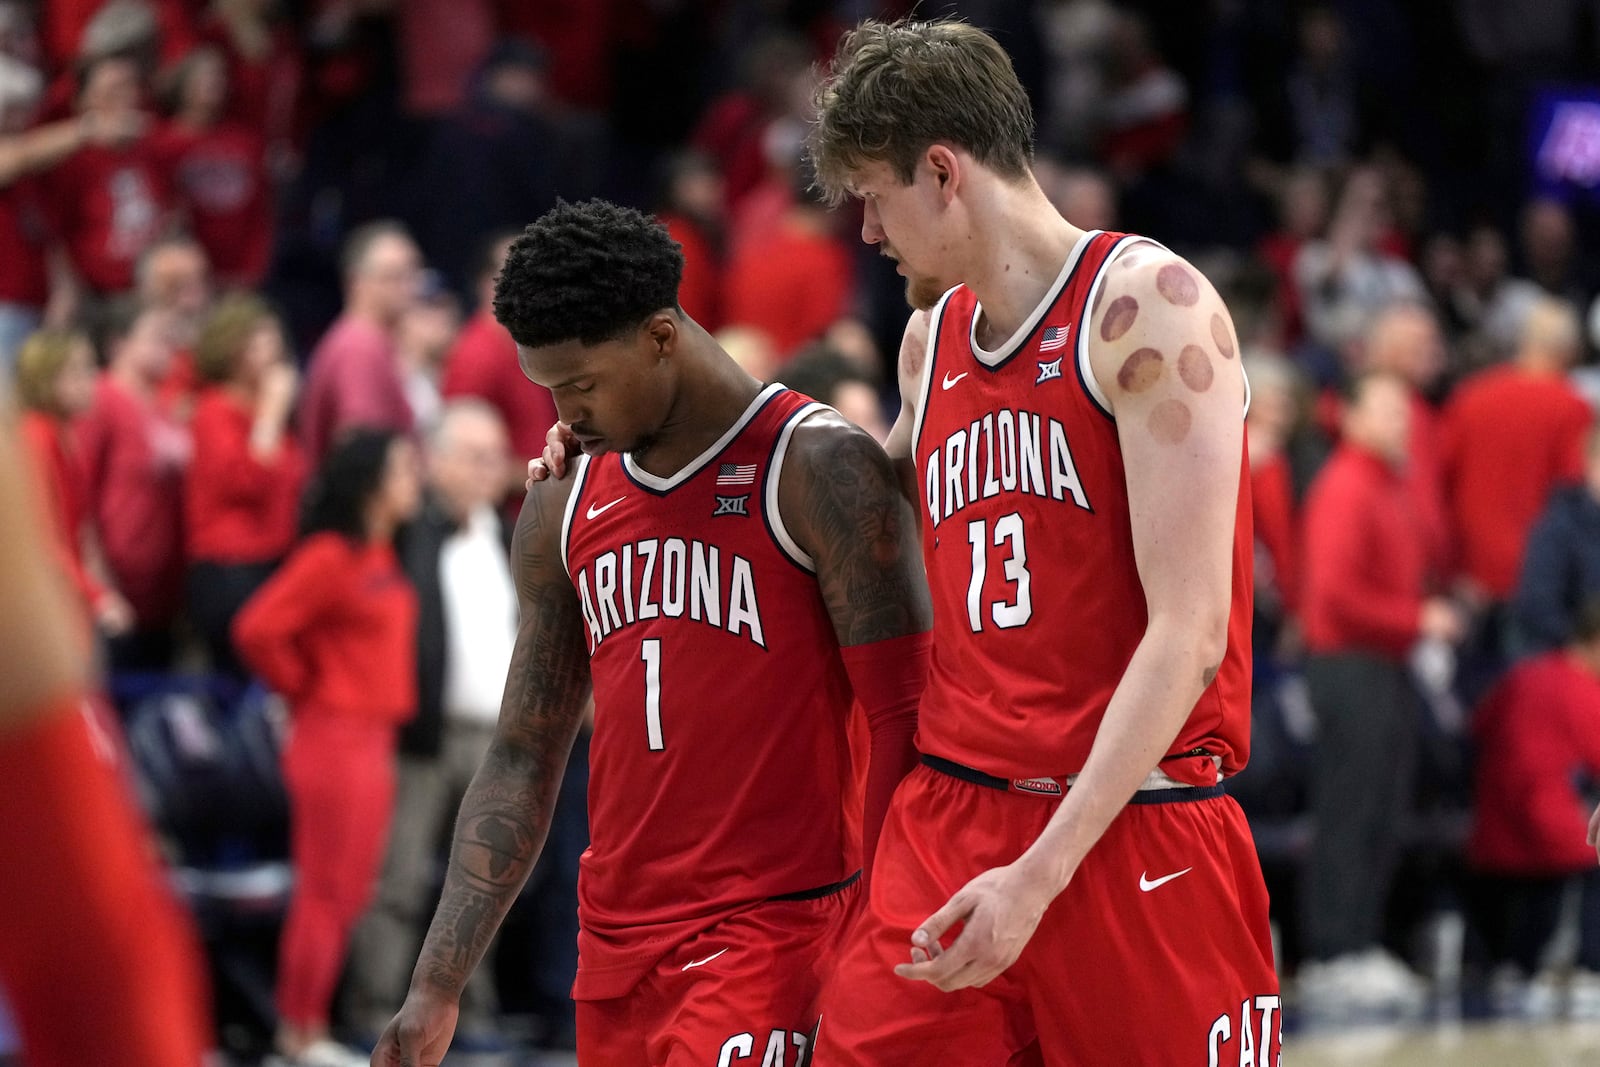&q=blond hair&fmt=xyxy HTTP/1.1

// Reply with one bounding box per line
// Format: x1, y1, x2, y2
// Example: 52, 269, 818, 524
194, 292, 276, 385
809, 19, 1034, 204
15, 330, 89, 416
